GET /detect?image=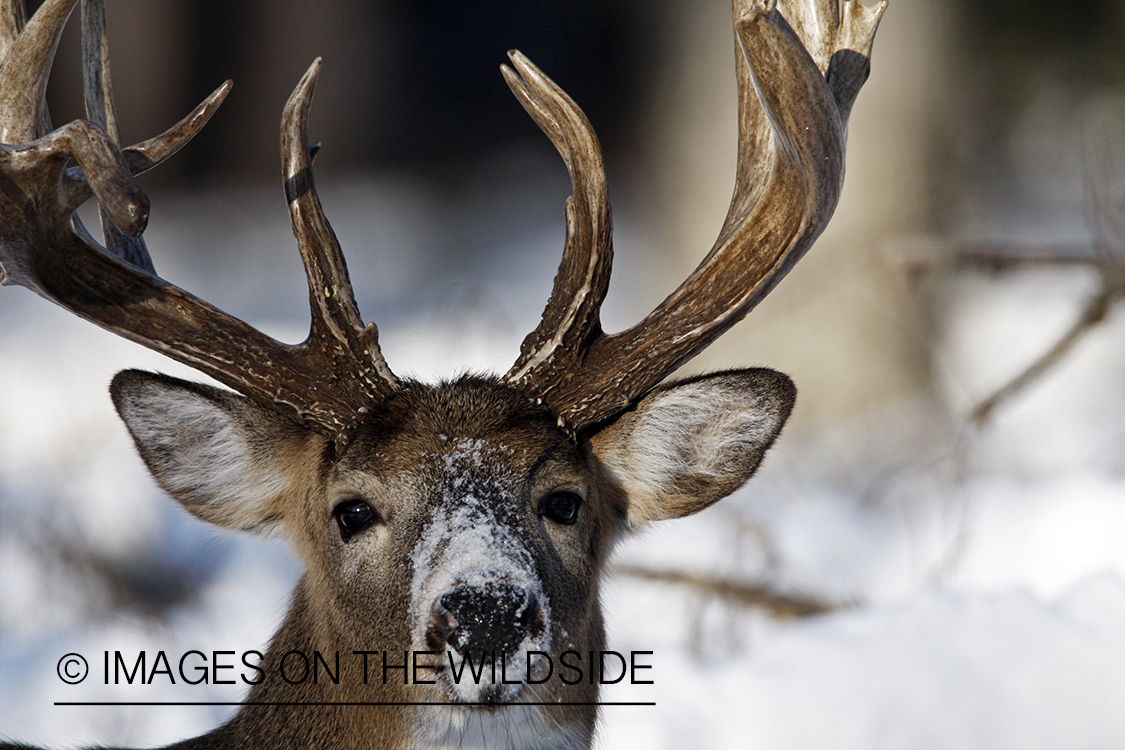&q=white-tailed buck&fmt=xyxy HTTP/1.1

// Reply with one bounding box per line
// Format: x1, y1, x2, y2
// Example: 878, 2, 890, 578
0, 0, 883, 747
